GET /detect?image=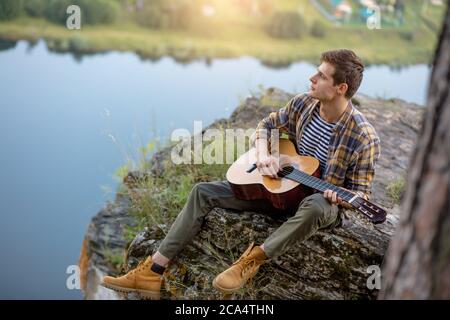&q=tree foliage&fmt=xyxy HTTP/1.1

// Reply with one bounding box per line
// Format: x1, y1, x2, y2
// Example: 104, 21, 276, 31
267, 11, 307, 39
